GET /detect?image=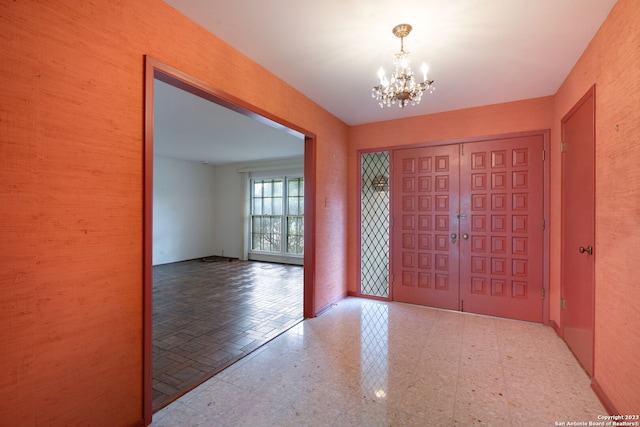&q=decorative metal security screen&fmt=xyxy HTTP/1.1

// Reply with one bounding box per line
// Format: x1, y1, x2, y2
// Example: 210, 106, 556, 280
361, 152, 390, 297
